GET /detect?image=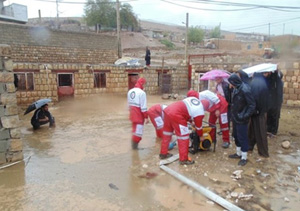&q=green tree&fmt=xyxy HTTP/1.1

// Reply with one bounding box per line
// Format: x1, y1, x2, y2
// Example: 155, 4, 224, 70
120, 3, 139, 29
210, 25, 221, 38
188, 26, 204, 44
84, 0, 138, 29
